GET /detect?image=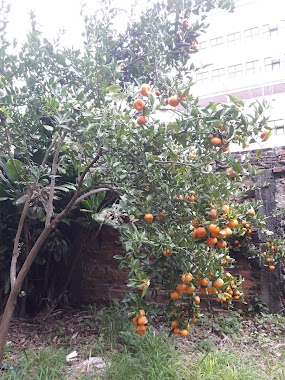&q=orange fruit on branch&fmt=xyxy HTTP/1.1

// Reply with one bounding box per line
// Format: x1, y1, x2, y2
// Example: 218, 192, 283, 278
213, 278, 224, 288
137, 115, 148, 124
144, 213, 154, 222
133, 99, 145, 111
140, 84, 151, 97
136, 325, 147, 334
210, 137, 222, 146
168, 96, 180, 107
